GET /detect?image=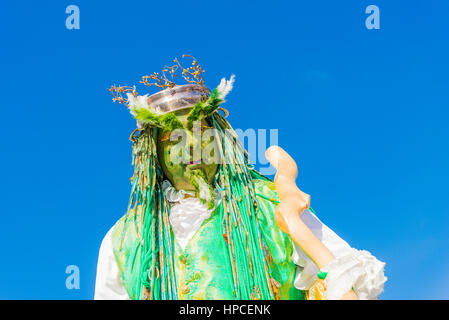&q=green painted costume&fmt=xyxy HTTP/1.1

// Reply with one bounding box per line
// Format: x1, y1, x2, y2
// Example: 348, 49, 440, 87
99, 63, 387, 301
